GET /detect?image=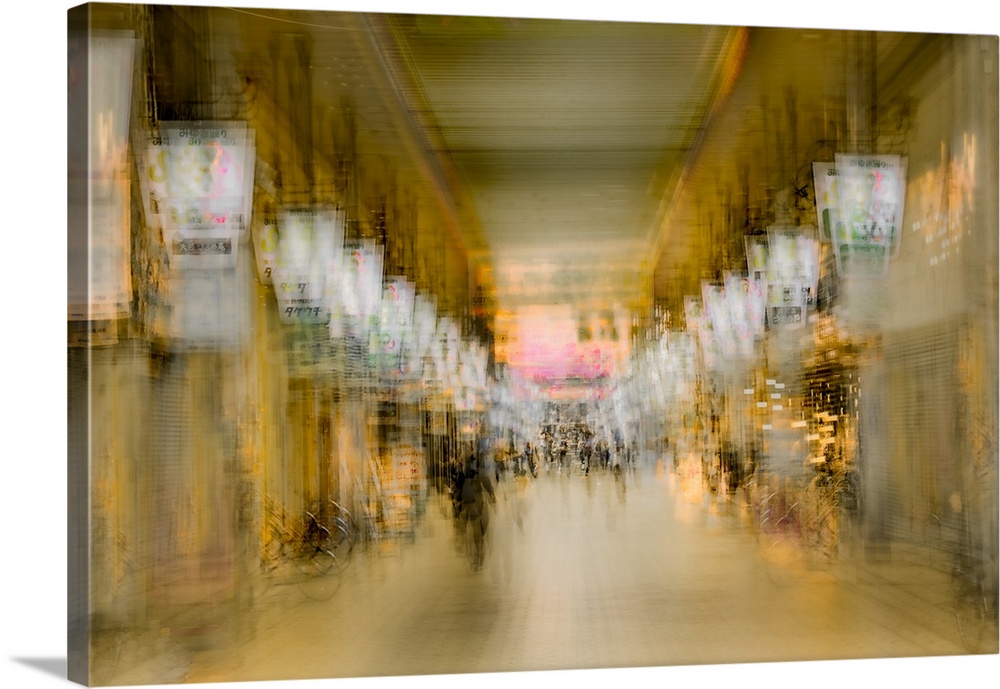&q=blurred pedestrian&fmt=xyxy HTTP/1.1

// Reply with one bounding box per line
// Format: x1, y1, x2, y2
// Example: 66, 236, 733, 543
458, 454, 496, 571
